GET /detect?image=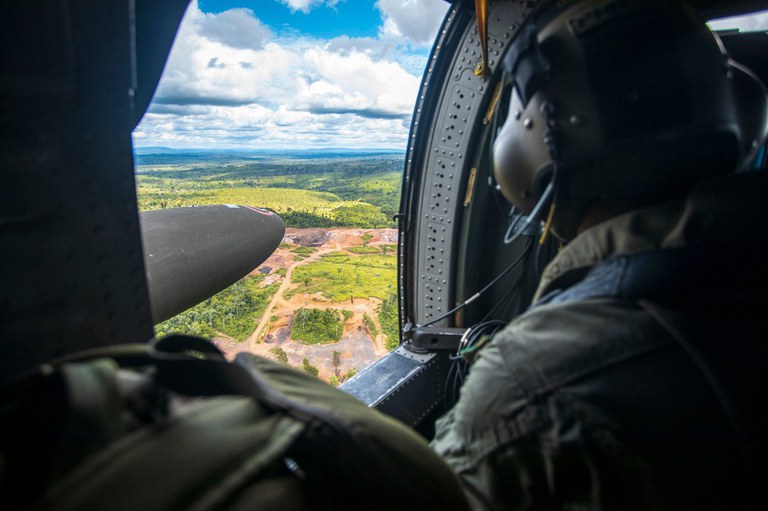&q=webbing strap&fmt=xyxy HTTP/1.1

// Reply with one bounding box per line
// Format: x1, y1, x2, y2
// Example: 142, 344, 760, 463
148, 336, 355, 439
533, 247, 761, 309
